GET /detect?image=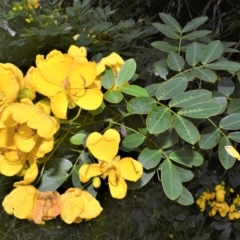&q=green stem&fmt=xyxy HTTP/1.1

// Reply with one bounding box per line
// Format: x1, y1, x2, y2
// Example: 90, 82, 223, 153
207, 117, 227, 137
